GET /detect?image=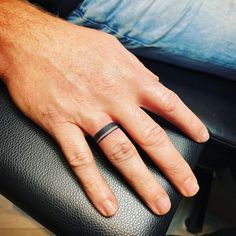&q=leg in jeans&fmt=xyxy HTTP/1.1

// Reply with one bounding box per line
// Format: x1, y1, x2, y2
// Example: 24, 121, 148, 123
67, 0, 236, 80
